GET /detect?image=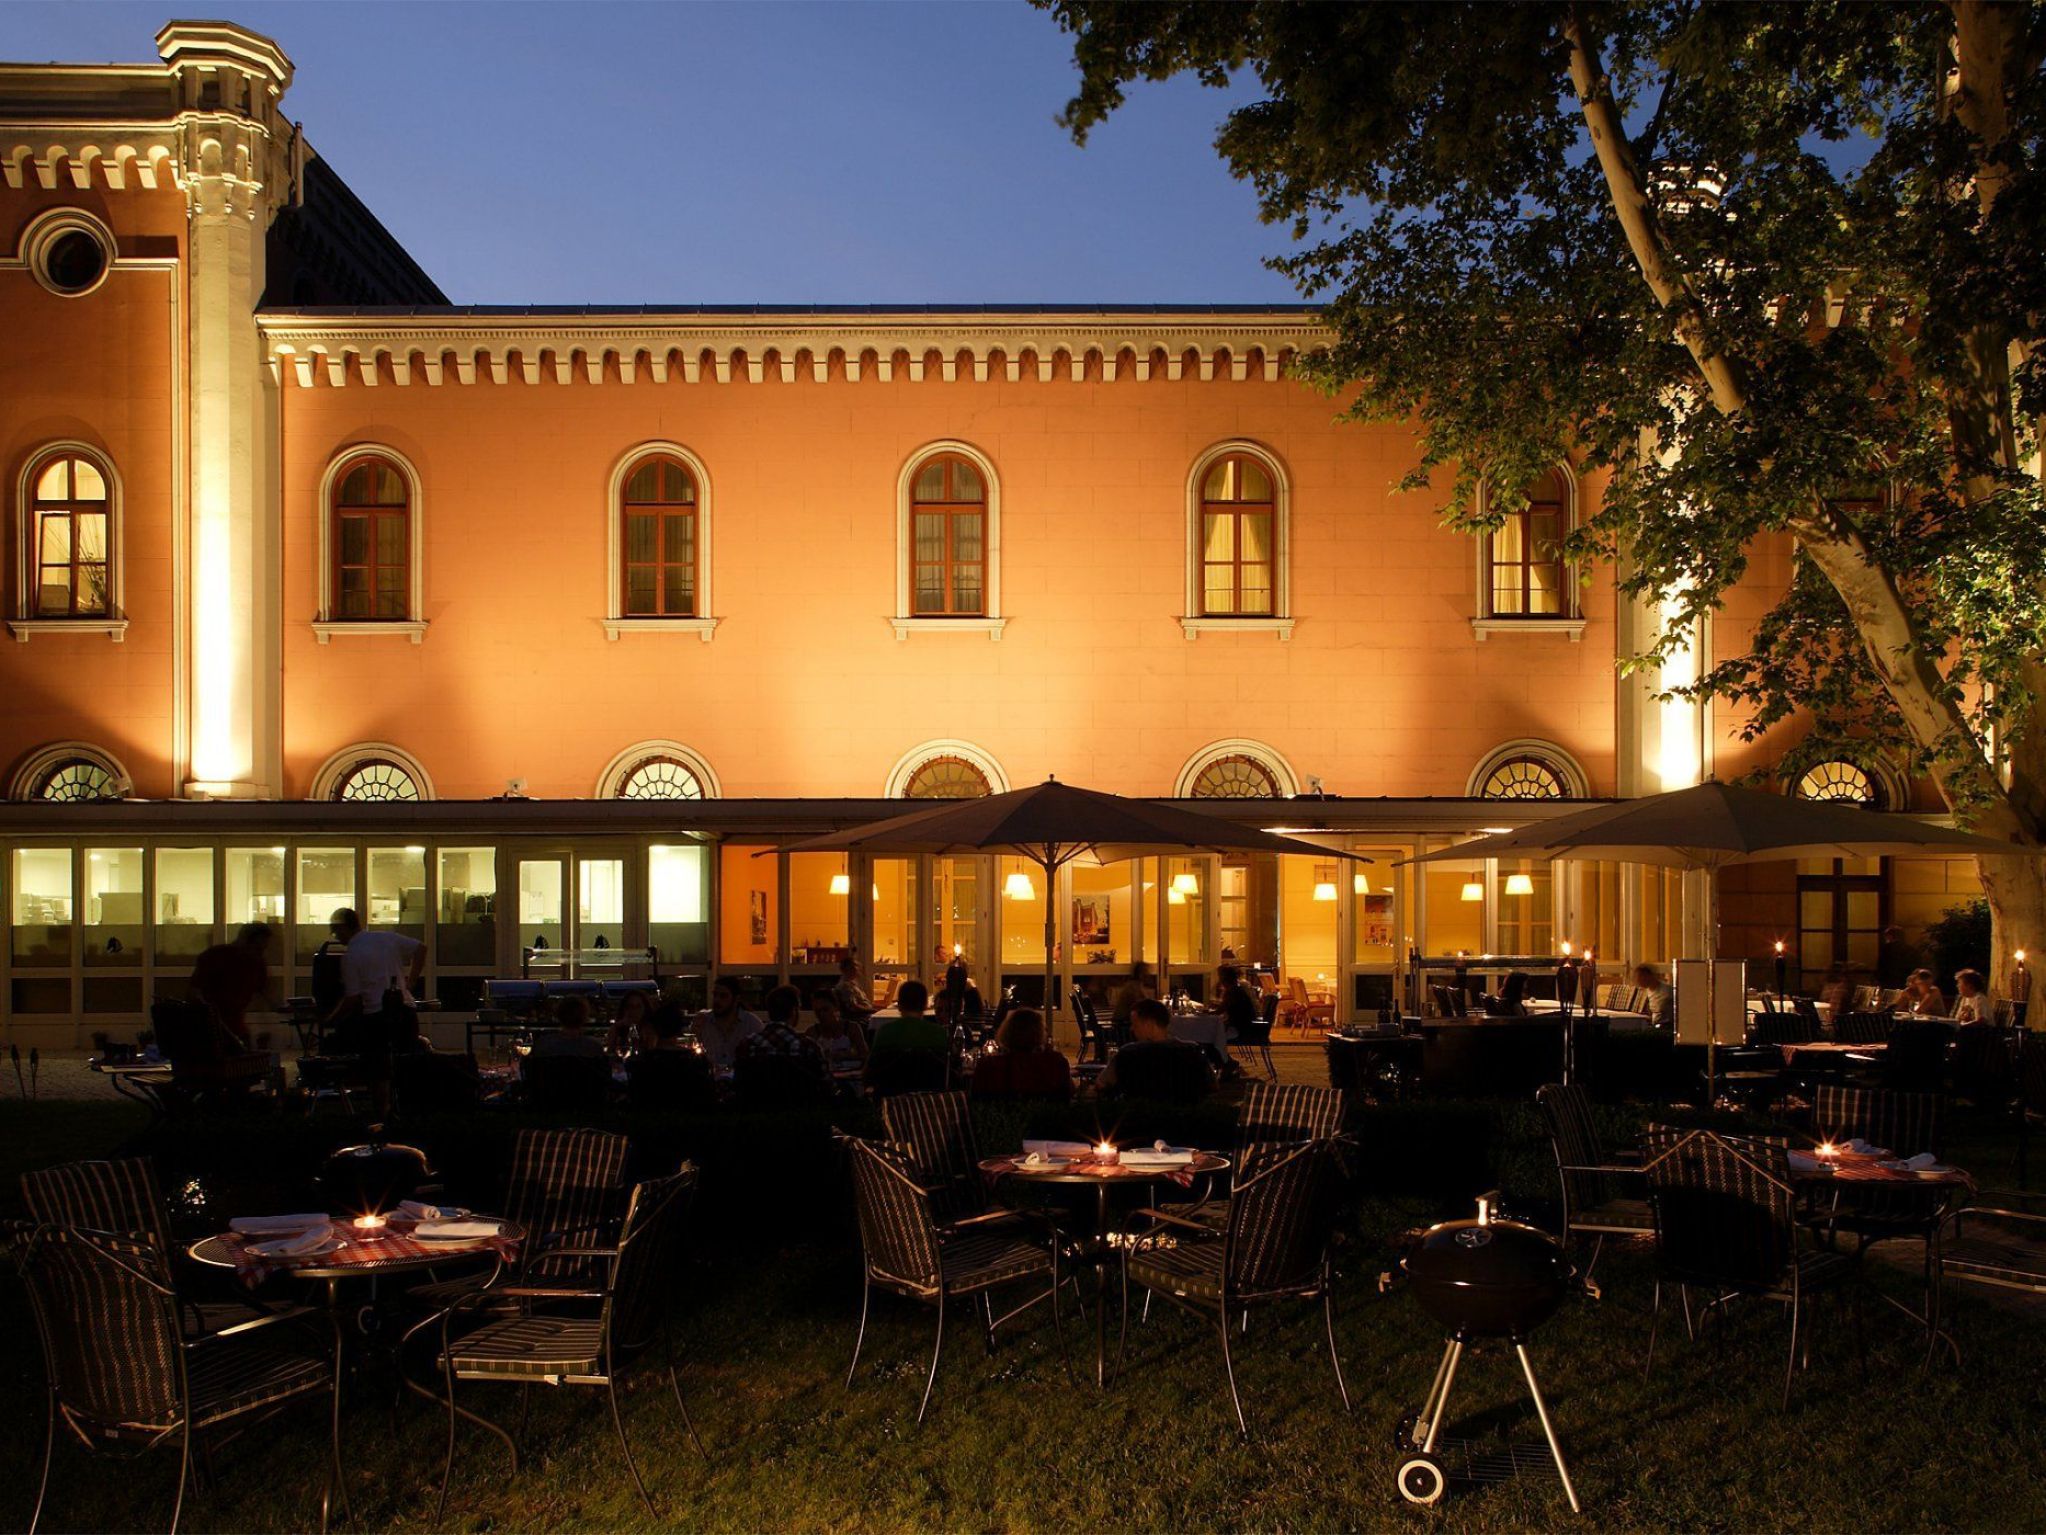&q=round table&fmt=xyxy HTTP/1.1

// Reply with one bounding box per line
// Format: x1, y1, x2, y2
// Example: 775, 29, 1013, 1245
1789, 1153, 1972, 1363
192, 1214, 525, 1458
980, 1151, 1229, 1387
